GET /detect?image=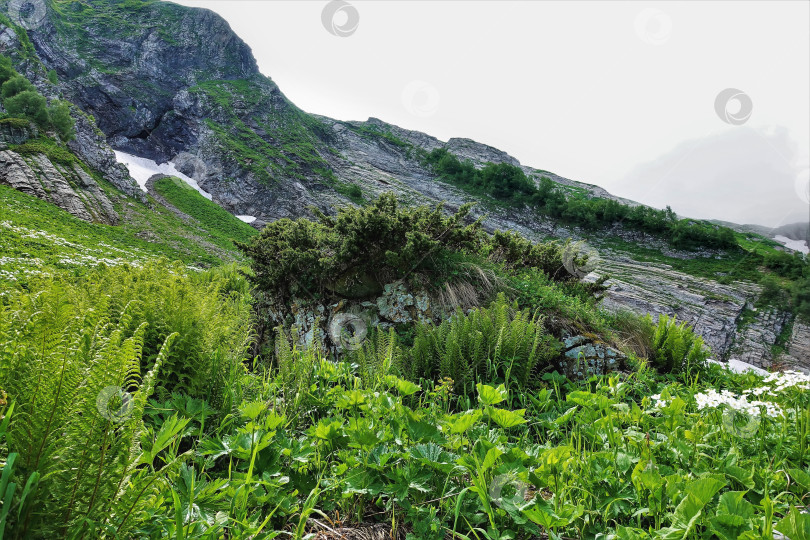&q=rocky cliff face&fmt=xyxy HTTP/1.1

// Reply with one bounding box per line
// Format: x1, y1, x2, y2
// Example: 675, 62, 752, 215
0, 11, 142, 213
0, 119, 118, 224
0, 147, 118, 224
8, 0, 807, 369
22, 0, 257, 163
